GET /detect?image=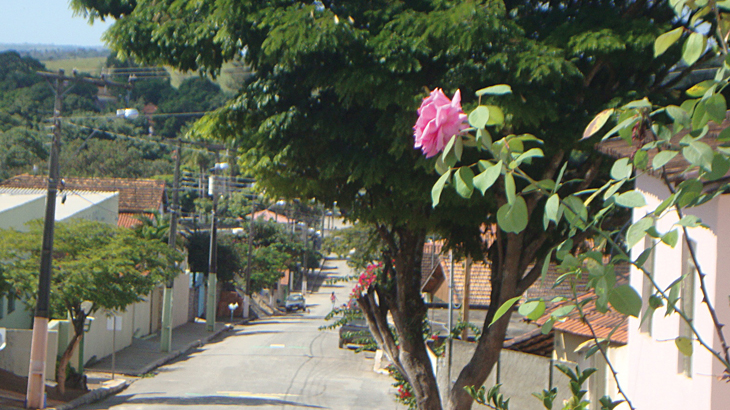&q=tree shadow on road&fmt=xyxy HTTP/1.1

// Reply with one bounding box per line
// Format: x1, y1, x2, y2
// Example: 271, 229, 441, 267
84, 393, 327, 408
